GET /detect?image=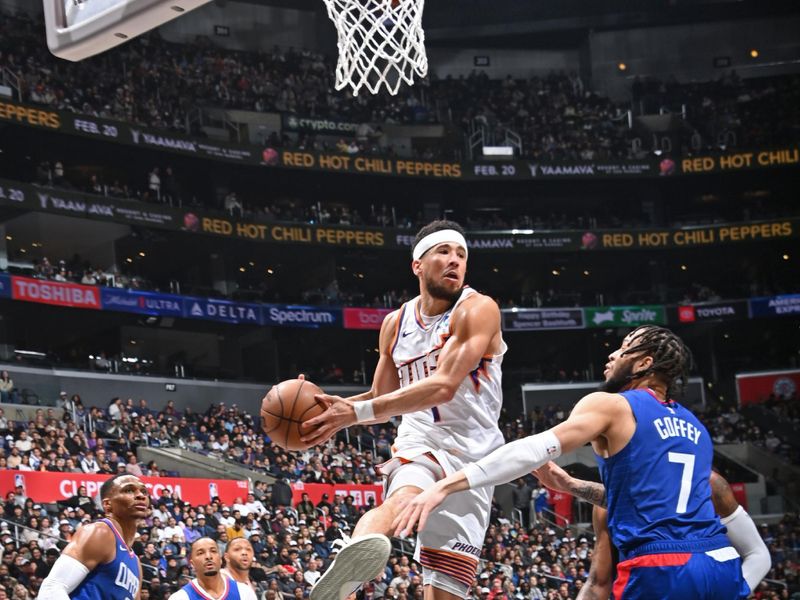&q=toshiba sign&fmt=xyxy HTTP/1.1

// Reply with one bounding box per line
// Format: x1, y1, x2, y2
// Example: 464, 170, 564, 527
343, 307, 392, 330
11, 276, 100, 309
